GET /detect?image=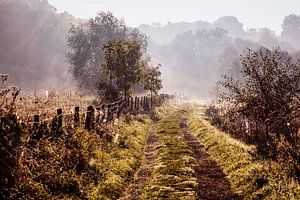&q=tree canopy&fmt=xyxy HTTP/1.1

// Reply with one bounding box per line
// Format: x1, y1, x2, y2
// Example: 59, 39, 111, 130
67, 12, 147, 91
102, 39, 146, 98
143, 64, 163, 102
219, 47, 300, 155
